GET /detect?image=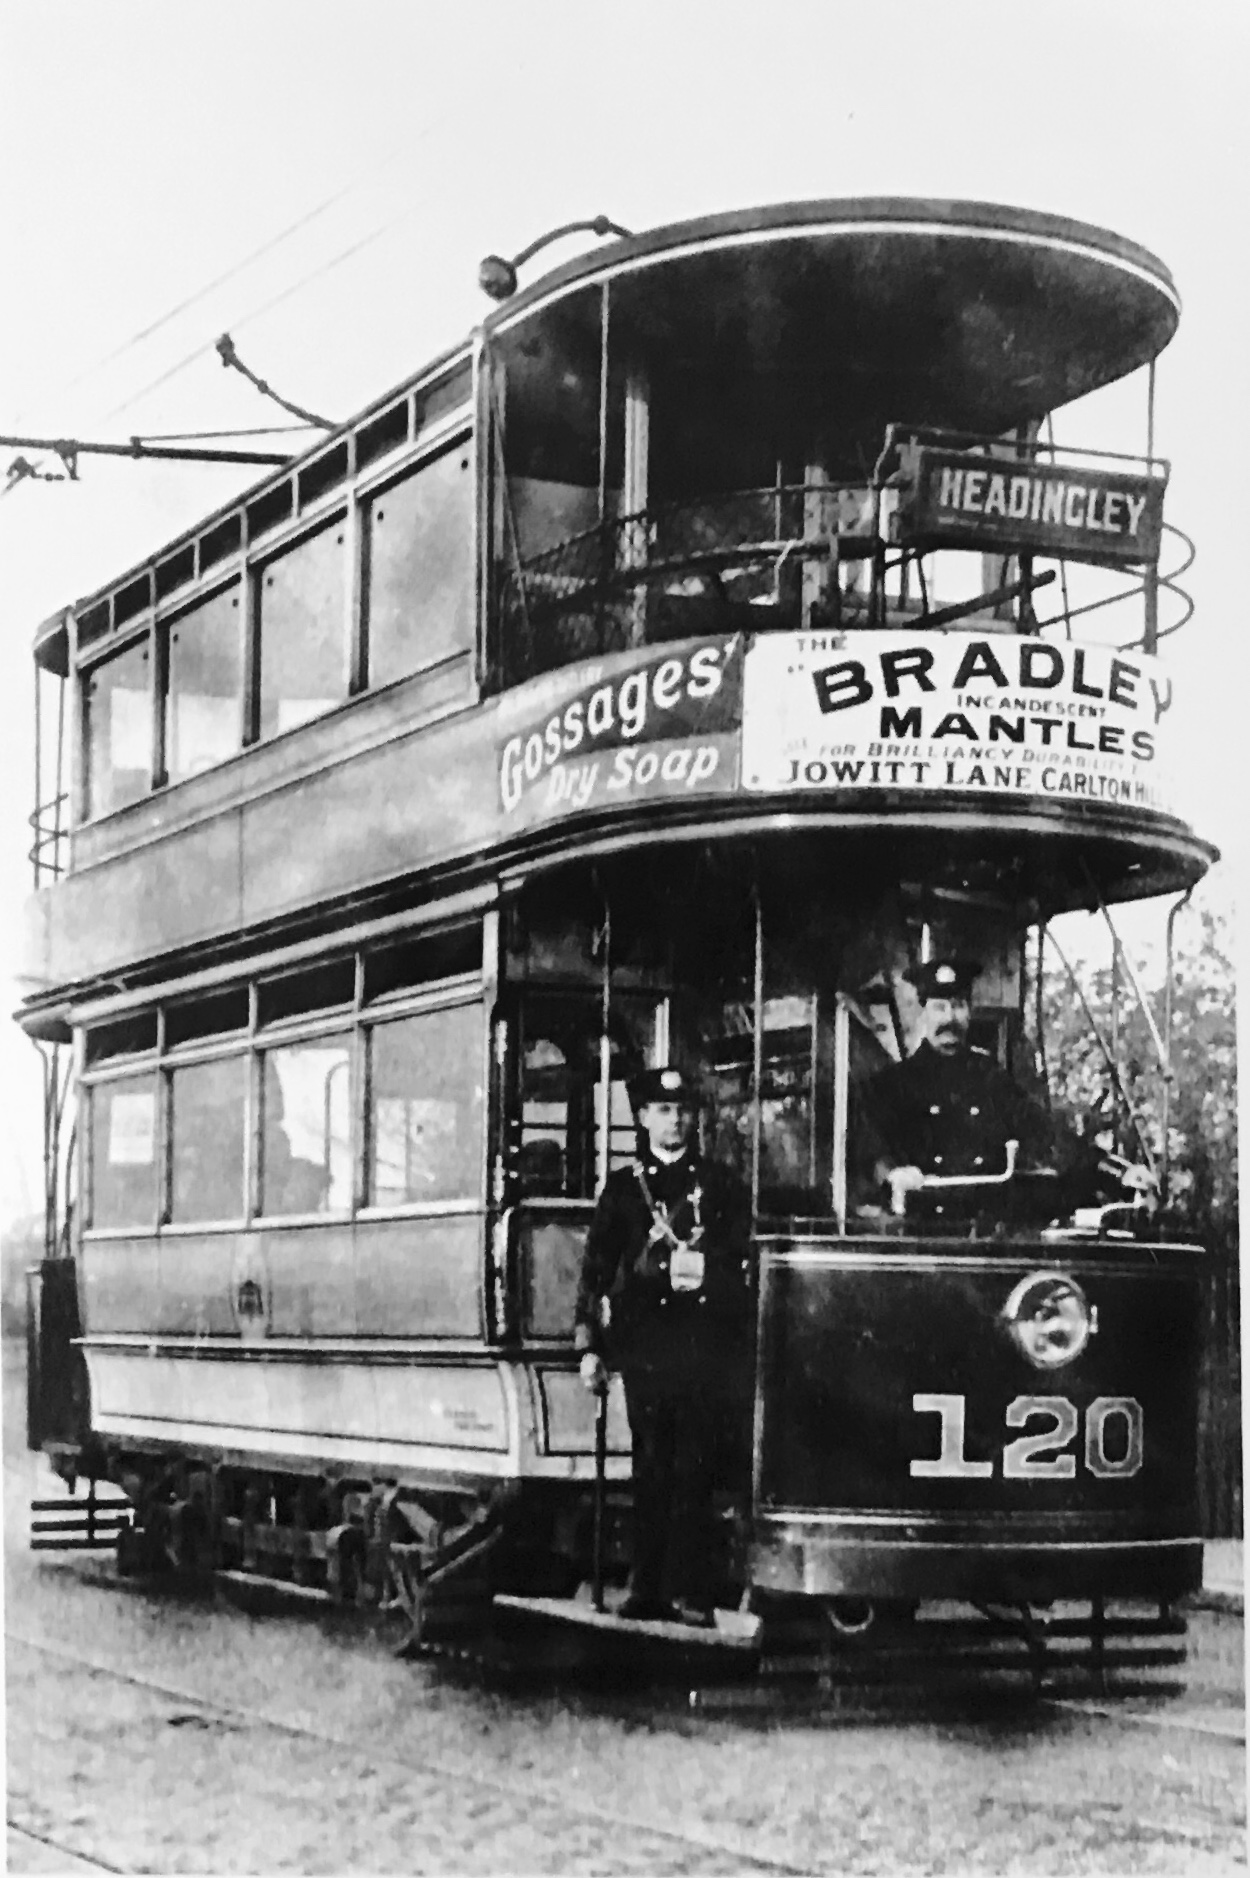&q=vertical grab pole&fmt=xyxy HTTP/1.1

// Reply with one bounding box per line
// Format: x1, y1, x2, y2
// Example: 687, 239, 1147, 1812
1161, 888, 1192, 1208
1144, 358, 1159, 655
597, 280, 611, 524
831, 997, 850, 1233
597, 890, 612, 1194
592, 1384, 608, 1613
593, 878, 611, 1614
751, 879, 764, 1224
